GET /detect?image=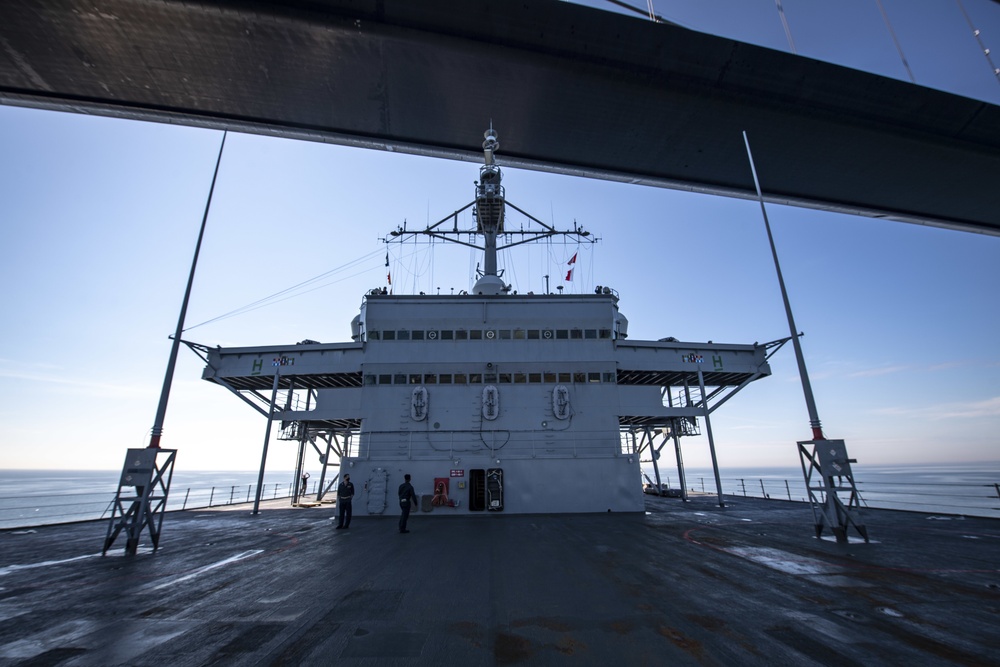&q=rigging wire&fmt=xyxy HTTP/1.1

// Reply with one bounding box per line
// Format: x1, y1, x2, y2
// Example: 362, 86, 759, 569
874, 0, 916, 83
603, 0, 675, 25
185, 245, 429, 331
502, 245, 519, 291
956, 0, 1000, 88
469, 246, 477, 292
185, 246, 385, 331
613, 0, 995, 96
192, 263, 381, 327
774, 1, 797, 54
